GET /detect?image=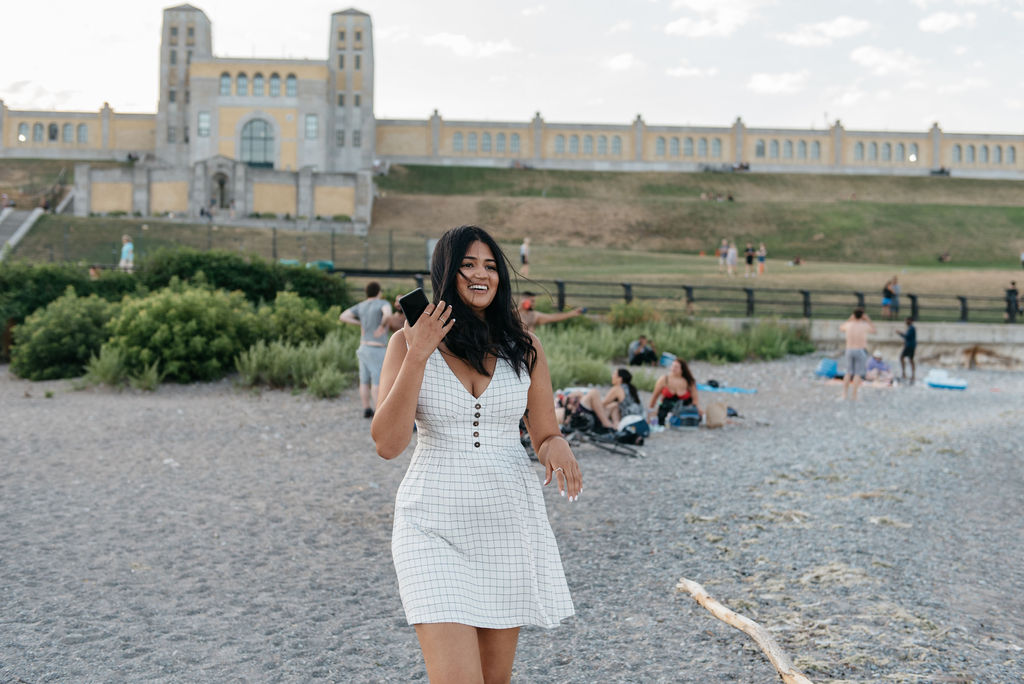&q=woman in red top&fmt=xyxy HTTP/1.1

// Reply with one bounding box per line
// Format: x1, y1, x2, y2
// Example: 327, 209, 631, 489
648, 358, 700, 426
